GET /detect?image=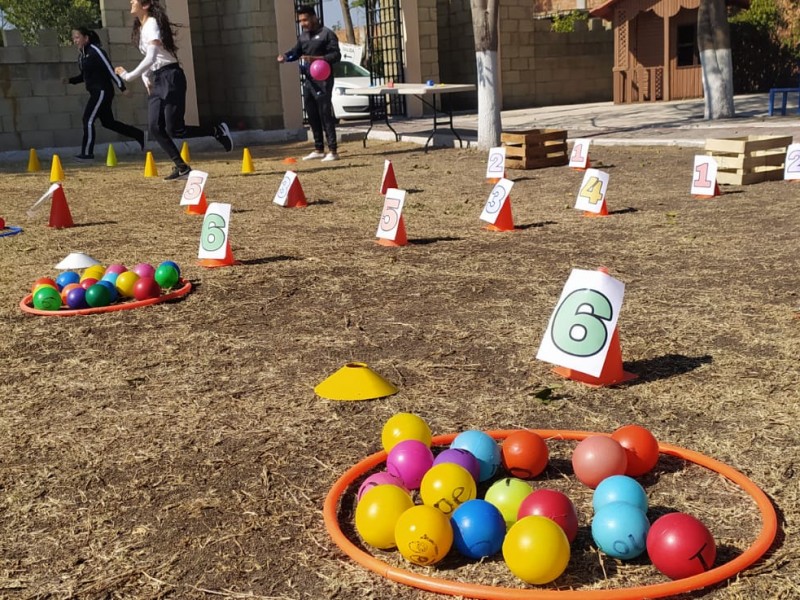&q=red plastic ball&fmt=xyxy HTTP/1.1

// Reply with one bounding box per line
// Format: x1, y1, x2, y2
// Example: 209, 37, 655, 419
31, 277, 57, 293
0, 217, 5, 229
79, 278, 99, 290
571, 435, 627, 489
647, 512, 716, 579
133, 276, 161, 300
502, 430, 549, 479
612, 424, 660, 476
517, 488, 579, 542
